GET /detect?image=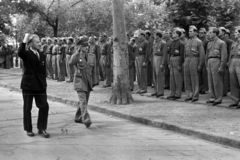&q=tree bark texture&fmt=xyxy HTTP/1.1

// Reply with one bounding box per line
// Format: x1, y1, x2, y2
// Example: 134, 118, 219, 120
109, 0, 133, 105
